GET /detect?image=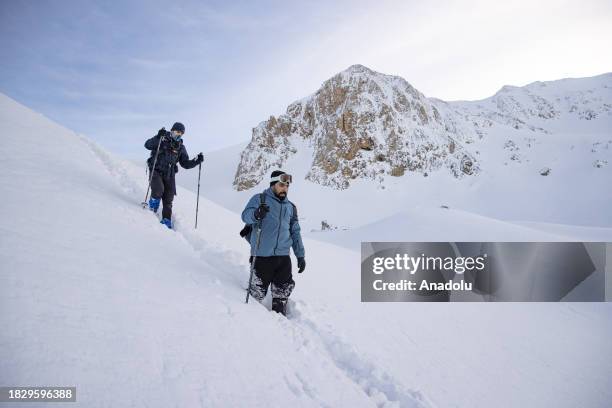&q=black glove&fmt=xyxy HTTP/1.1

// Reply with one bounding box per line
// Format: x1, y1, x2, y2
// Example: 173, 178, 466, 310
297, 257, 306, 273
195, 153, 204, 164
254, 204, 270, 220
157, 127, 166, 137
